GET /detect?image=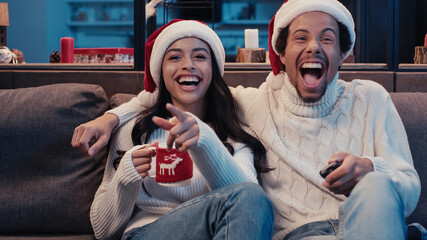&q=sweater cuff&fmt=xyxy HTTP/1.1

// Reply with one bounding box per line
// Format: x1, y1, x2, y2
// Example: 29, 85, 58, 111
189, 114, 249, 189
115, 145, 145, 186
107, 97, 142, 128
363, 156, 391, 174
